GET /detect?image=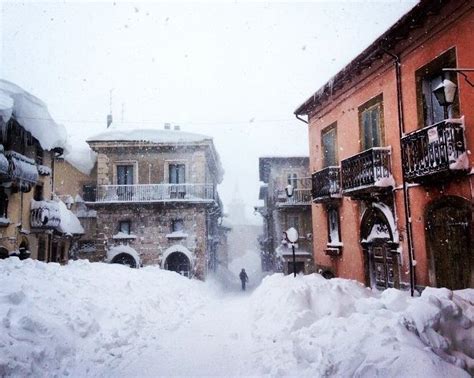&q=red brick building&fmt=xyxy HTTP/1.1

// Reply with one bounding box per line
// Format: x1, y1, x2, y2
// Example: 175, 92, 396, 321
295, 0, 473, 292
